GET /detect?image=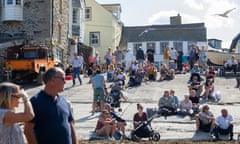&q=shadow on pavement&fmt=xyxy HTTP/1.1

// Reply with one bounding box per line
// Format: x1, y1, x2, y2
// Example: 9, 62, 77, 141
76, 114, 99, 123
